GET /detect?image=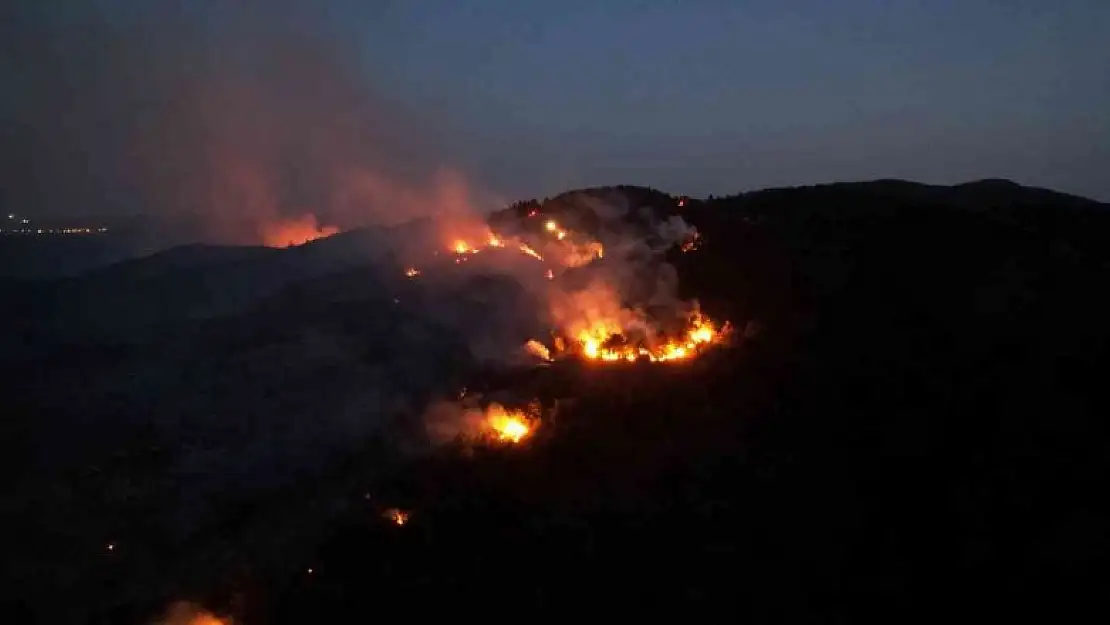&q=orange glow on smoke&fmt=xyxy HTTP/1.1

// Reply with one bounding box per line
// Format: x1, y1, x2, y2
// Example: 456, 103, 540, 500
154, 601, 228, 625
261, 214, 339, 248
